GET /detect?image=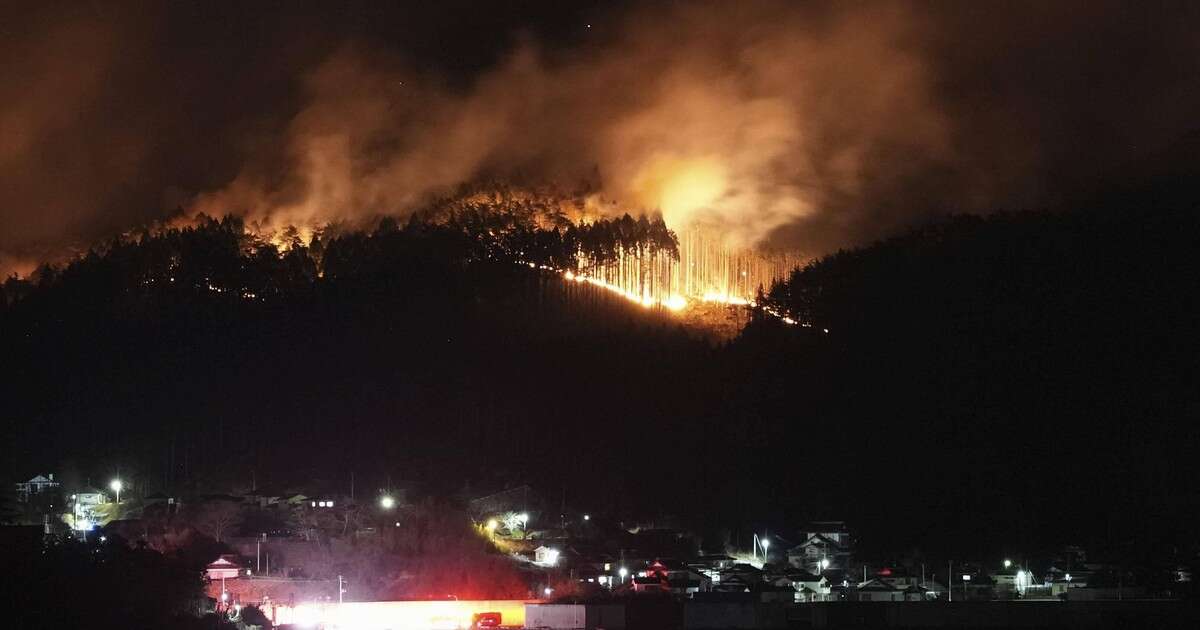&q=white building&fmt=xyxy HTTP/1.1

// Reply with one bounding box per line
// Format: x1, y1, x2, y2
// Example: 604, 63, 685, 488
206, 555, 244, 580
70, 488, 109, 531
15, 474, 60, 502
534, 546, 561, 566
